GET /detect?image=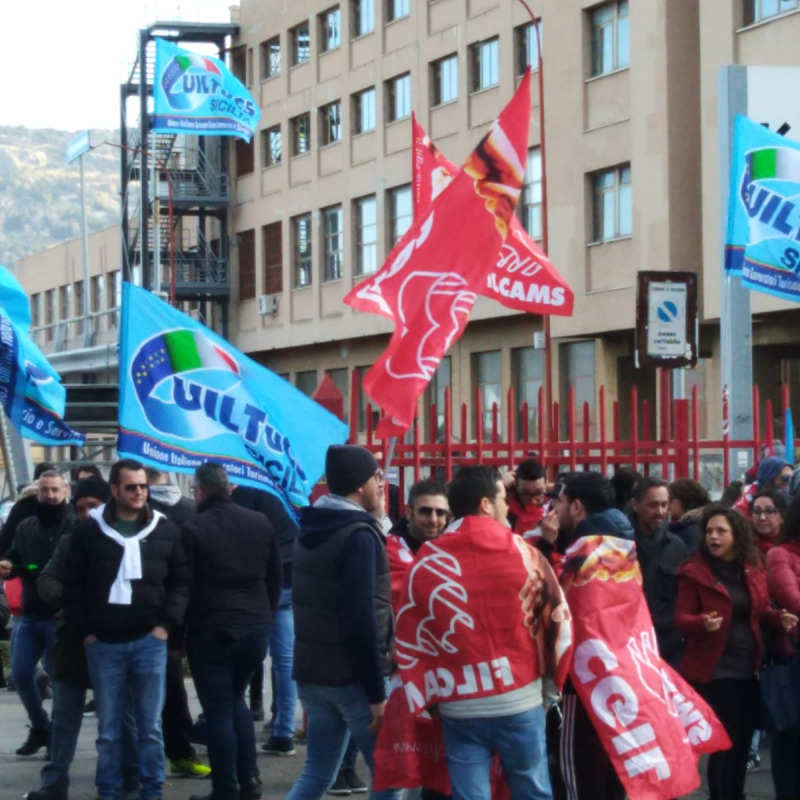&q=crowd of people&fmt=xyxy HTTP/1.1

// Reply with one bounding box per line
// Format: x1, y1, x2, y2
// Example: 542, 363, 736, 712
1, 450, 800, 800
